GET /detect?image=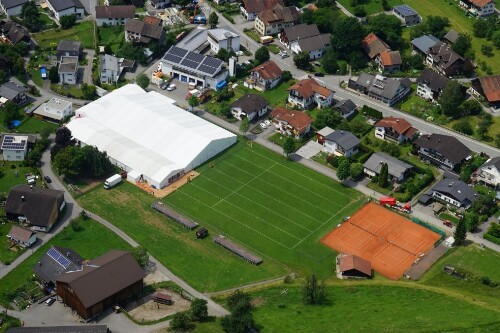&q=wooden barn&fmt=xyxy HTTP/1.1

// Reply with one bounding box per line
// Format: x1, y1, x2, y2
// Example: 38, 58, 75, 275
56, 250, 144, 321
338, 254, 372, 279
